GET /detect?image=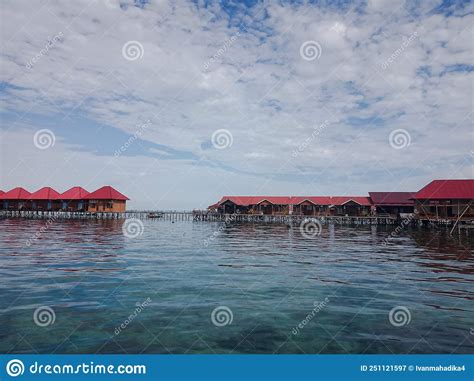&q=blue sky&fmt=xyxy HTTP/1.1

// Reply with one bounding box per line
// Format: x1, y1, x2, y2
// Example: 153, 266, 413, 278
0, 0, 473, 209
